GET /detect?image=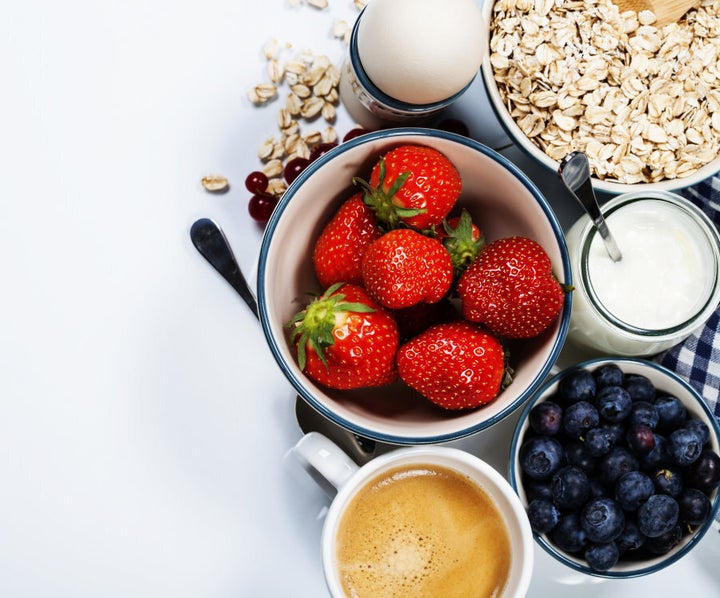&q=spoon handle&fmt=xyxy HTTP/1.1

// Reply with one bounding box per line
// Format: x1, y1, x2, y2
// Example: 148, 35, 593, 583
558, 152, 623, 262
190, 218, 259, 319
190, 218, 378, 461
